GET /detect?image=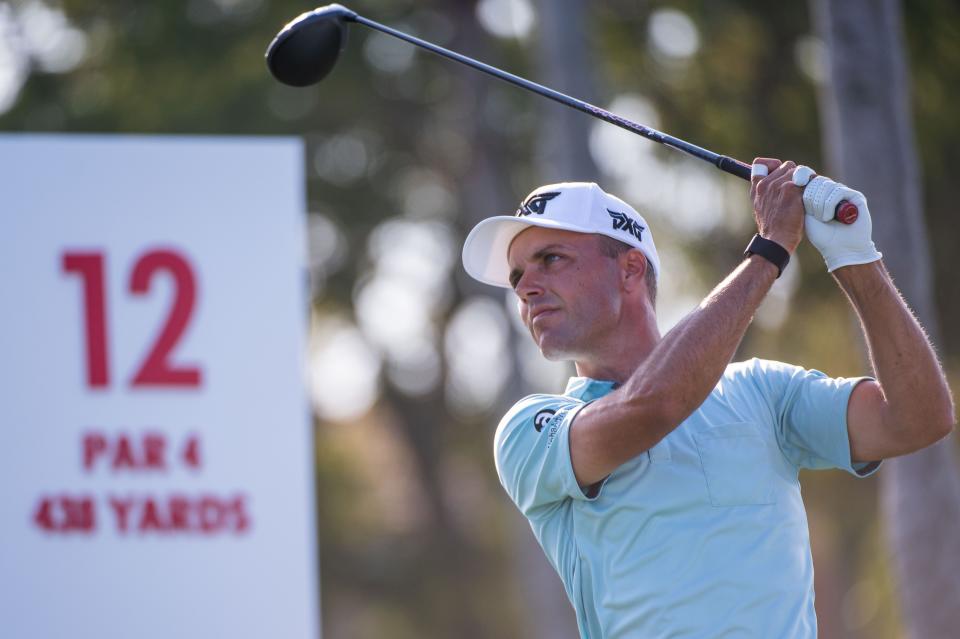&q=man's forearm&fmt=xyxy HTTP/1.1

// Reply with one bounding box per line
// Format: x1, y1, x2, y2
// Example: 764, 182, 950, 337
835, 261, 955, 442
620, 255, 778, 426
571, 256, 777, 486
